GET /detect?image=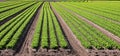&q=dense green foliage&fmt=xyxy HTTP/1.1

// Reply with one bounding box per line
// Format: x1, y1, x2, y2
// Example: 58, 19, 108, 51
0, 2, 41, 49
51, 2, 120, 49
0, 1, 120, 51
0, 1, 36, 21
58, 2, 120, 38
32, 2, 67, 49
